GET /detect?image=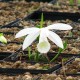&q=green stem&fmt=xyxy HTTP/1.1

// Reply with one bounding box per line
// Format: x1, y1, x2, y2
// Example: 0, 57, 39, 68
40, 13, 44, 28
34, 51, 39, 62
69, 0, 74, 5
50, 49, 63, 63
50, 41, 67, 63
28, 47, 31, 60
78, 0, 80, 5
